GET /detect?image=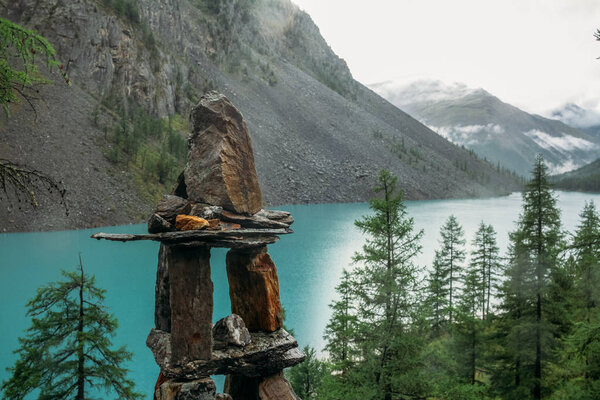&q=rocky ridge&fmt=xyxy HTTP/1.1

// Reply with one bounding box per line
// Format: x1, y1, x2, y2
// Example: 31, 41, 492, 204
1, 0, 520, 232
